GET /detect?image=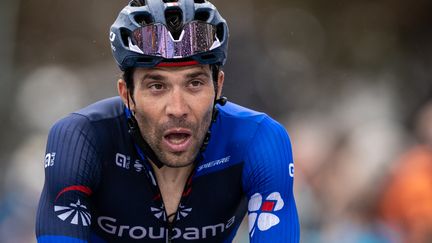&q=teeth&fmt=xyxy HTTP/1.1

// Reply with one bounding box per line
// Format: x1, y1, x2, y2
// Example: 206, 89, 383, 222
166, 134, 188, 145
